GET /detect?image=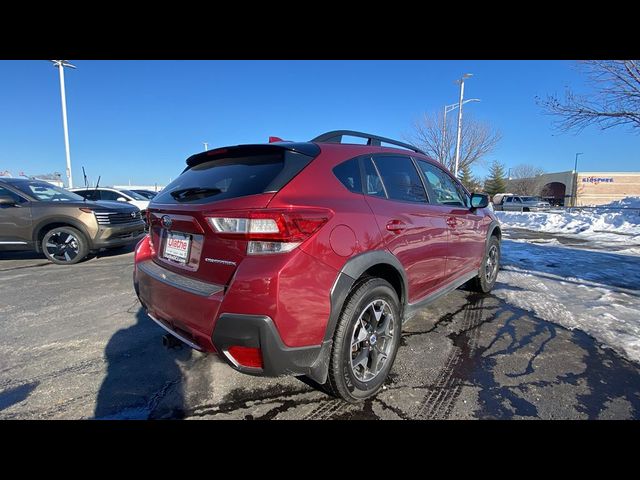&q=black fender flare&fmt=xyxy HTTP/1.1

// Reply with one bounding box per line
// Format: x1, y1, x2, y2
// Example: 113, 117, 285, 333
32, 216, 94, 251
308, 250, 408, 384
486, 220, 501, 251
